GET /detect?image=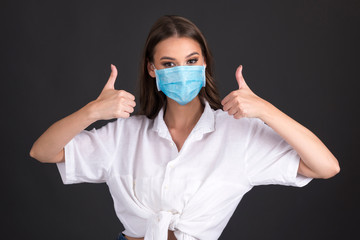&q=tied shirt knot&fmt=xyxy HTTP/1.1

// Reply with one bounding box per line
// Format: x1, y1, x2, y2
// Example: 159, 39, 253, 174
144, 210, 181, 240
